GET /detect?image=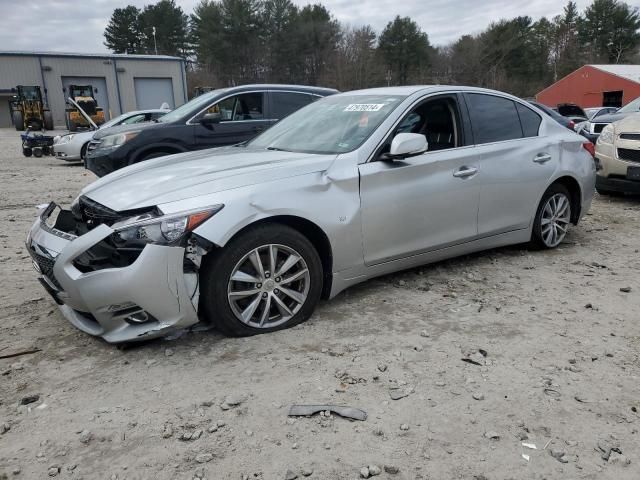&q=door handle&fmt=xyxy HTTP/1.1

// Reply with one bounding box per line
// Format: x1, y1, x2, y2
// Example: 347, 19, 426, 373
533, 153, 552, 164
453, 166, 478, 178
253, 125, 265, 133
